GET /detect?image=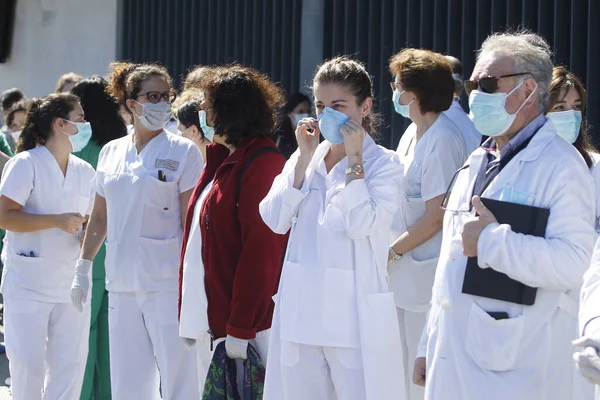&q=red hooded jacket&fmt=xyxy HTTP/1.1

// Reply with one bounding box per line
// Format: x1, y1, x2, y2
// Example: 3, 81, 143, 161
178, 137, 287, 340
